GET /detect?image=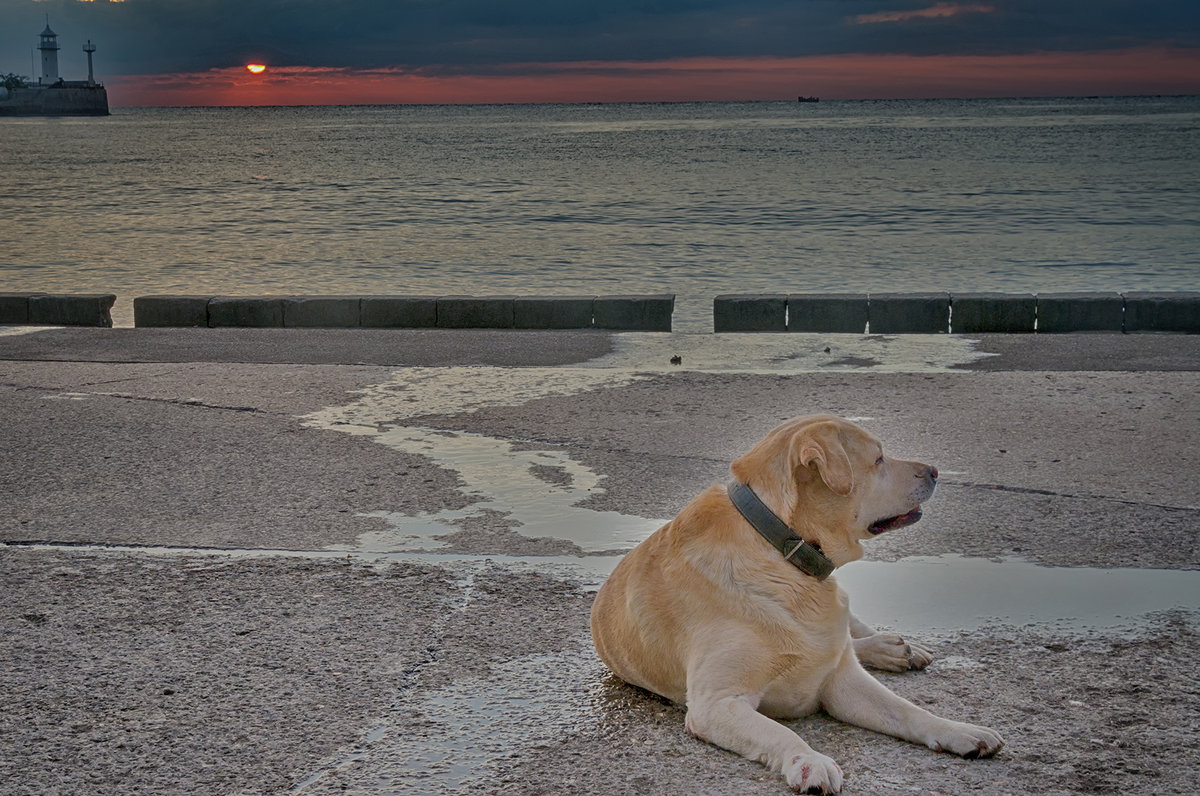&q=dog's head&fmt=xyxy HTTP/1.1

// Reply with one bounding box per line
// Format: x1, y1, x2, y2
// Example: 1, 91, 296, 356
730, 415, 937, 566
